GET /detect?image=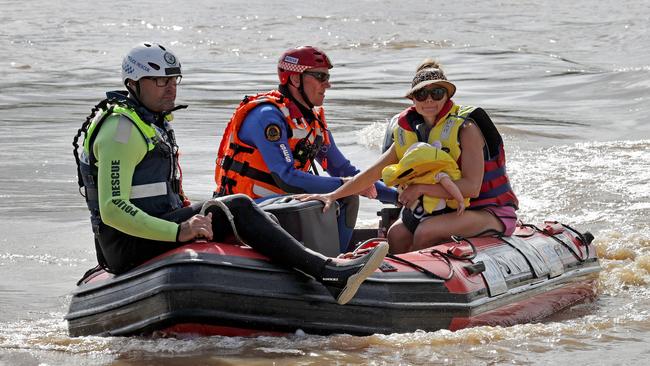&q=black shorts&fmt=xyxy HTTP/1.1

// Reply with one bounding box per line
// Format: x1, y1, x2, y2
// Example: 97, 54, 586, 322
401, 206, 455, 234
